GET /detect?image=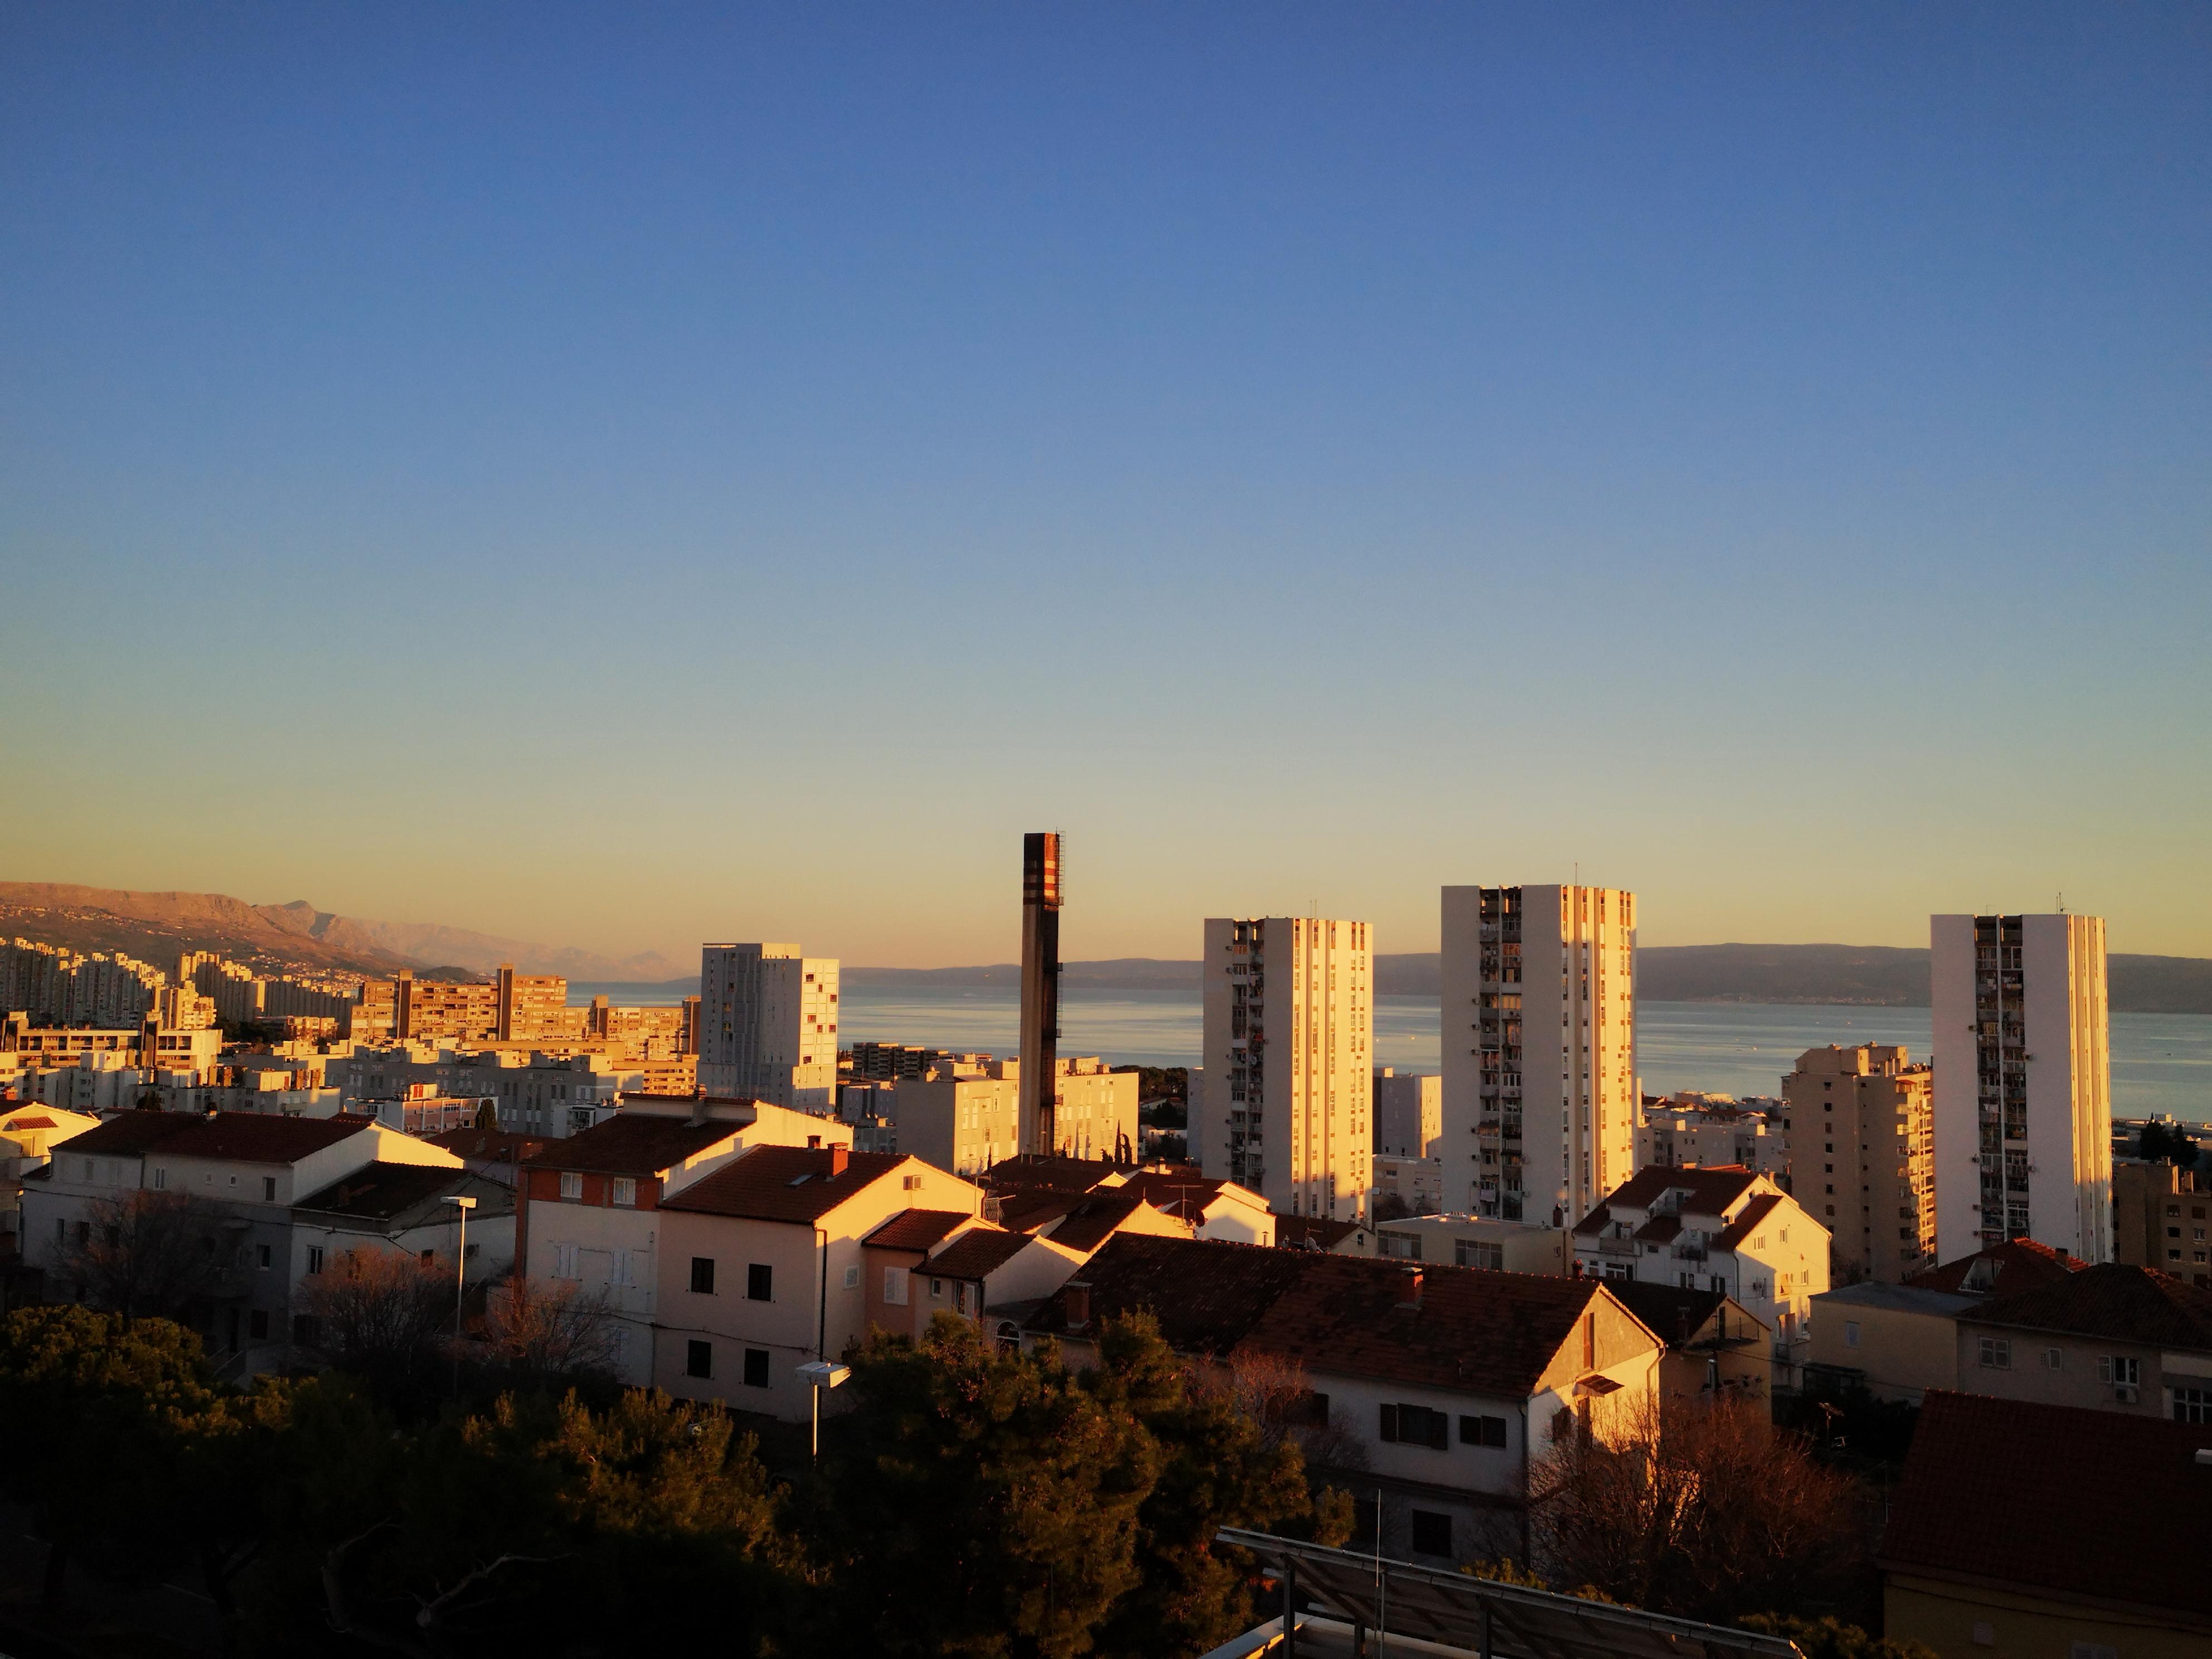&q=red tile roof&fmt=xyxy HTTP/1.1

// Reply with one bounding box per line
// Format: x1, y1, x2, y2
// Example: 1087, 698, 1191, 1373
1905, 1238, 2086, 1296
522, 1113, 739, 1177
996, 1190, 1085, 1234
983, 1154, 1124, 1195
866, 1209, 973, 1252
659, 1146, 908, 1224
1881, 1391, 2212, 1619
1572, 1166, 1759, 1234
1274, 1214, 1367, 1251
1961, 1260, 2212, 1351
1029, 1234, 1615, 1396
1711, 1192, 1786, 1253
295, 1163, 511, 1225
1, 1114, 58, 1132
425, 1126, 550, 1165
925, 1226, 1032, 1280
1603, 1280, 1742, 1347
62, 1110, 374, 1165
1043, 1190, 1175, 1254
1118, 1170, 1231, 1220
